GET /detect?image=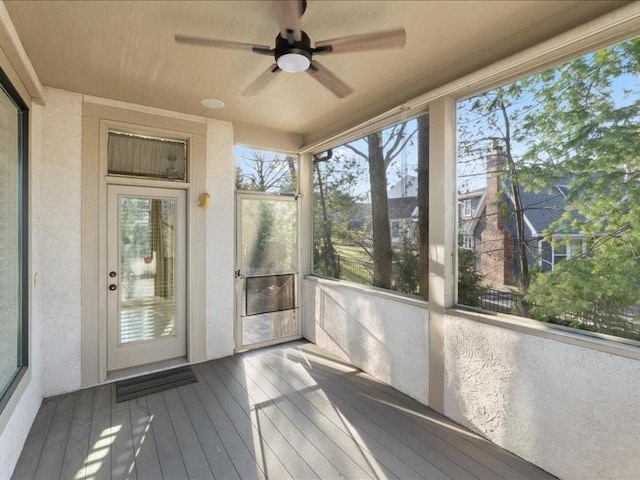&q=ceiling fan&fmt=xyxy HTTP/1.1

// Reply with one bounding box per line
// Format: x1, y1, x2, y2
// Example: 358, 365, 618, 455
175, 0, 406, 98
